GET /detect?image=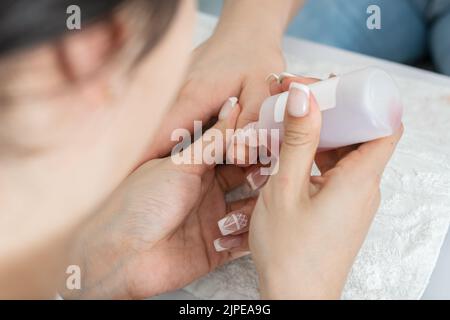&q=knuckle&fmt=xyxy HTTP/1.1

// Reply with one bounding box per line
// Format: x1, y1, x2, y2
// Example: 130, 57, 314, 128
283, 122, 318, 148
176, 82, 202, 107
